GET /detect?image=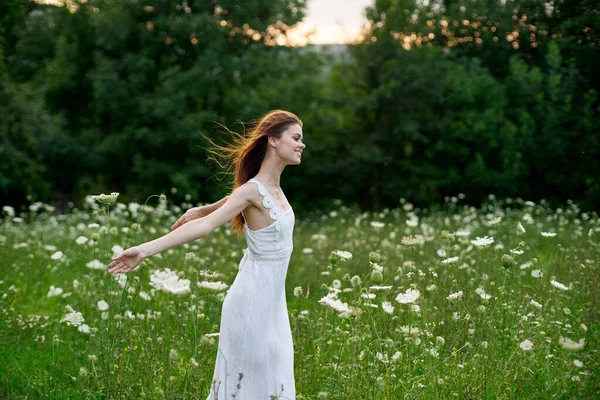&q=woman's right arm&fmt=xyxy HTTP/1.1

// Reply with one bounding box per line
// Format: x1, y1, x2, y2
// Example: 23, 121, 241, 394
108, 187, 251, 274
171, 196, 230, 230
